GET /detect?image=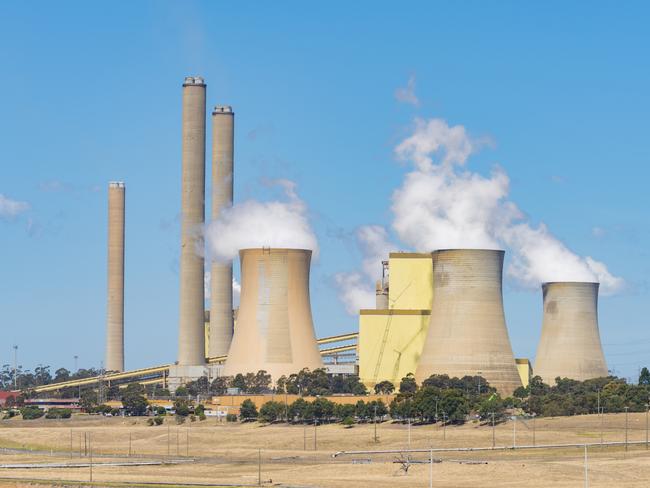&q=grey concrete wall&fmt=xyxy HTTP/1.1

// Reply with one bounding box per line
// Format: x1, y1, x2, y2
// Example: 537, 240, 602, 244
223, 248, 323, 381
415, 249, 522, 396
534, 282, 608, 384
